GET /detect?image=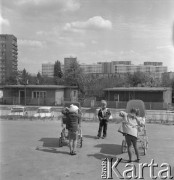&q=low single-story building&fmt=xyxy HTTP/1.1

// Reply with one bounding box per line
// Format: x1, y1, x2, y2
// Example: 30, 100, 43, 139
103, 87, 172, 109
1, 85, 78, 106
